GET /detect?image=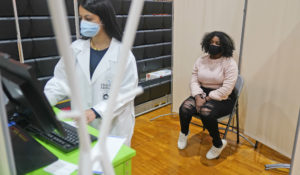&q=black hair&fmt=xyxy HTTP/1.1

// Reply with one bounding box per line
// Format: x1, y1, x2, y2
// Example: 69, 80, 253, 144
80, 0, 122, 41
201, 31, 235, 58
